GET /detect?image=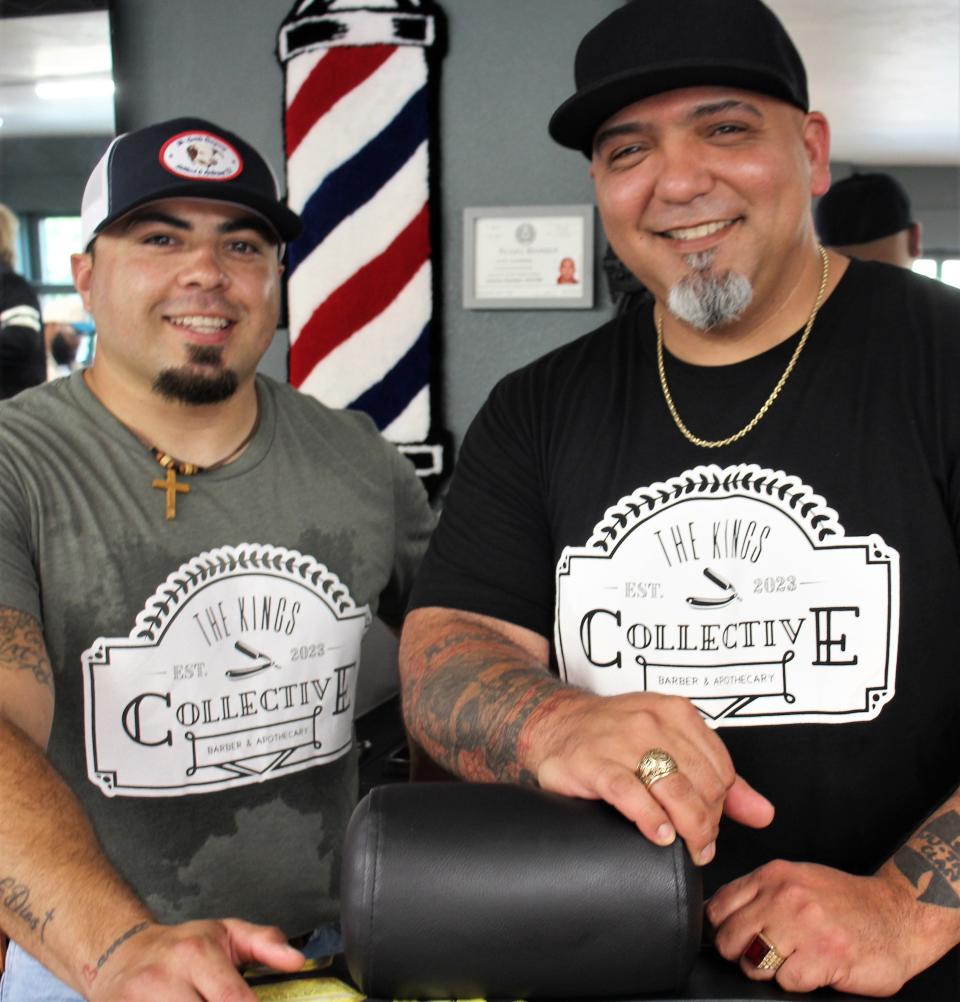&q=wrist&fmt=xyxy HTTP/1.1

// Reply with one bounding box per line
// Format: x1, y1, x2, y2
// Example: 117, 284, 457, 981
875, 862, 960, 980
519, 687, 602, 779
78, 915, 155, 995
